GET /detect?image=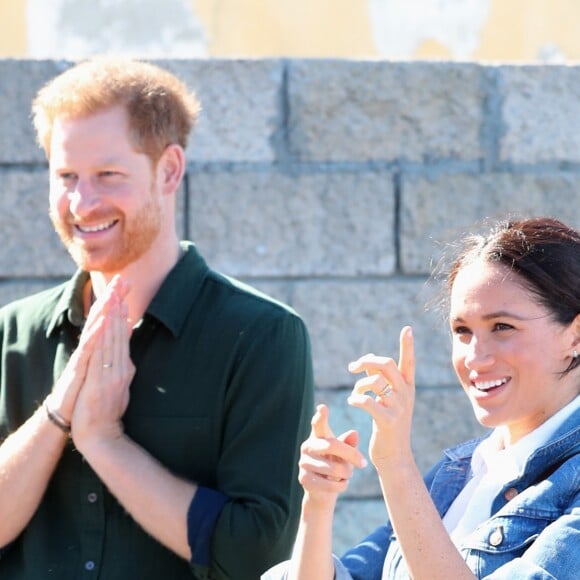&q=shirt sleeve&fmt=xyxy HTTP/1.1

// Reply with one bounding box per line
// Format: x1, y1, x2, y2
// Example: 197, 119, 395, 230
188, 310, 314, 579
260, 555, 355, 580
339, 523, 393, 580
186, 487, 228, 566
